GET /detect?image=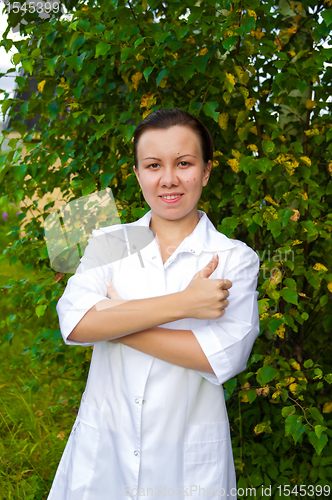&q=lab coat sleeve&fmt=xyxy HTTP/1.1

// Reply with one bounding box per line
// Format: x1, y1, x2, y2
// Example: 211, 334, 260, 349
191, 241, 260, 386
56, 230, 114, 346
